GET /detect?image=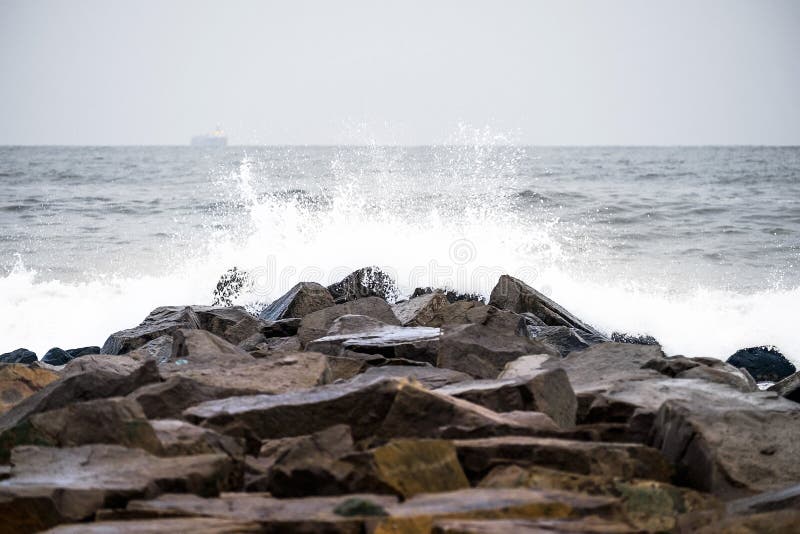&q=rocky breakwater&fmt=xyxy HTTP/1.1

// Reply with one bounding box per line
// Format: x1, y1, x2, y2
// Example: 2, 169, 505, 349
0, 269, 798, 533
